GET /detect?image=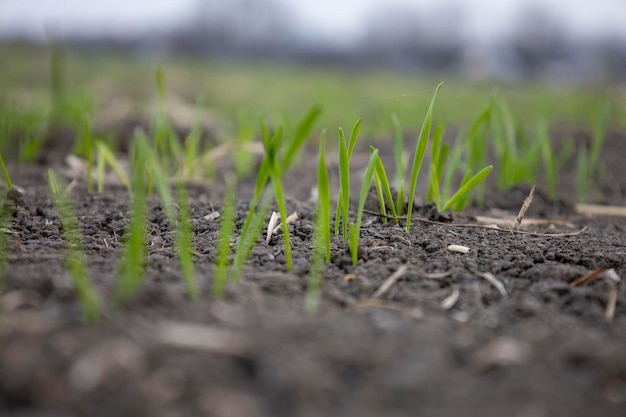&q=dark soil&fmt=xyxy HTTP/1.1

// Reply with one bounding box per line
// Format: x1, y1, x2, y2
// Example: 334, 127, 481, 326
2, 130, 626, 417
